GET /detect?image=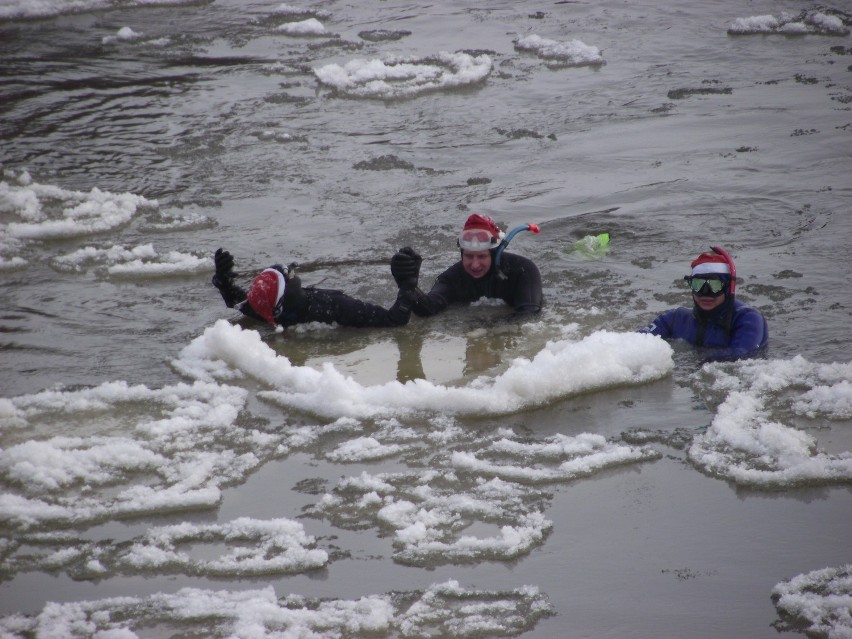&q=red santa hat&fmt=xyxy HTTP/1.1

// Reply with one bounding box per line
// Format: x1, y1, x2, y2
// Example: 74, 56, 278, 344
246, 268, 286, 327
690, 252, 732, 277
458, 213, 504, 251
463, 213, 501, 236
